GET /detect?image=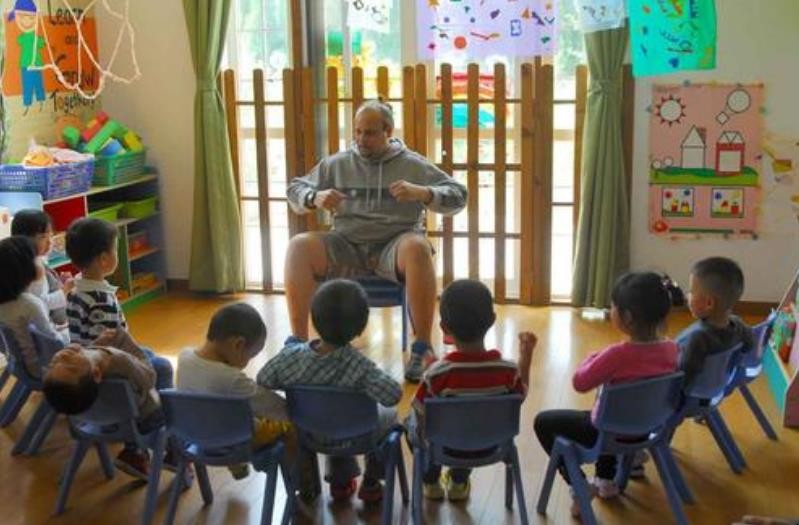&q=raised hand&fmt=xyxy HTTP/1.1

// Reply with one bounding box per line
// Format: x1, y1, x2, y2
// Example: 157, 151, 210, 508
314, 189, 348, 211
389, 180, 433, 203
